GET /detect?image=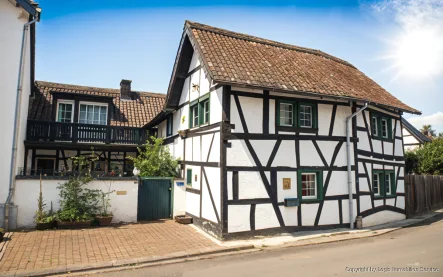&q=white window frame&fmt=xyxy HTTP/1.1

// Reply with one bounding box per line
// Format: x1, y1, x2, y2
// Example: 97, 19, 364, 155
373, 173, 380, 196
381, 118, 388, 138
372, 116, 378, 136
203, 100, 210, 124
279, 102, 294, 127
56, 100, 74, 123
301, 172, 317, 199
192, 104, 199, 127
385, 173, 391, 195
78, 101, 108, 125
299, 105, 313, 128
